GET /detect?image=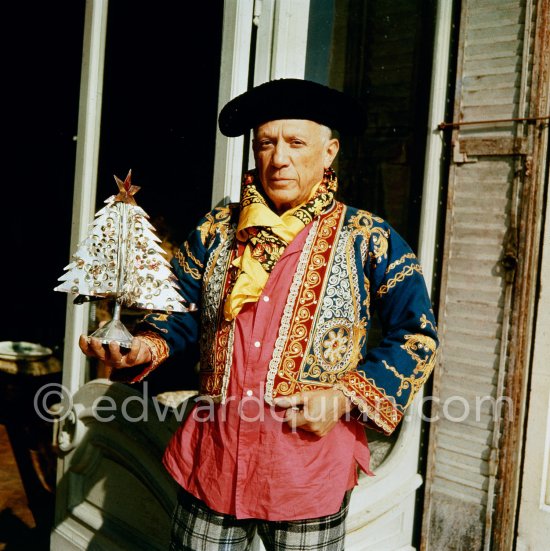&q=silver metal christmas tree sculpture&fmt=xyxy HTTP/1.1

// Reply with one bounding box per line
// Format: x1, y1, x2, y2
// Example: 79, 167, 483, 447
55, 170, 196, 347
